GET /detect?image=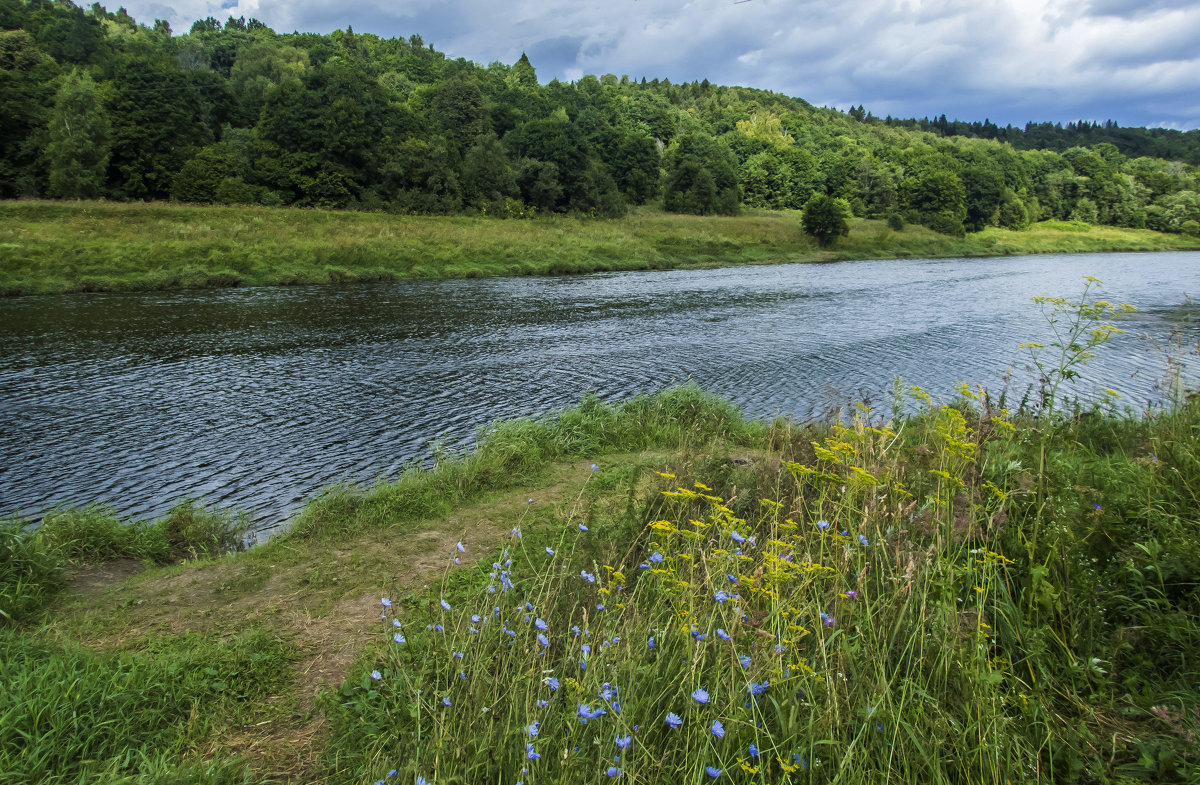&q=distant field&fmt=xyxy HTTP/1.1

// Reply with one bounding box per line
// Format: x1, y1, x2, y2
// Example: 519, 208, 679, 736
2, 200, 1198, 295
